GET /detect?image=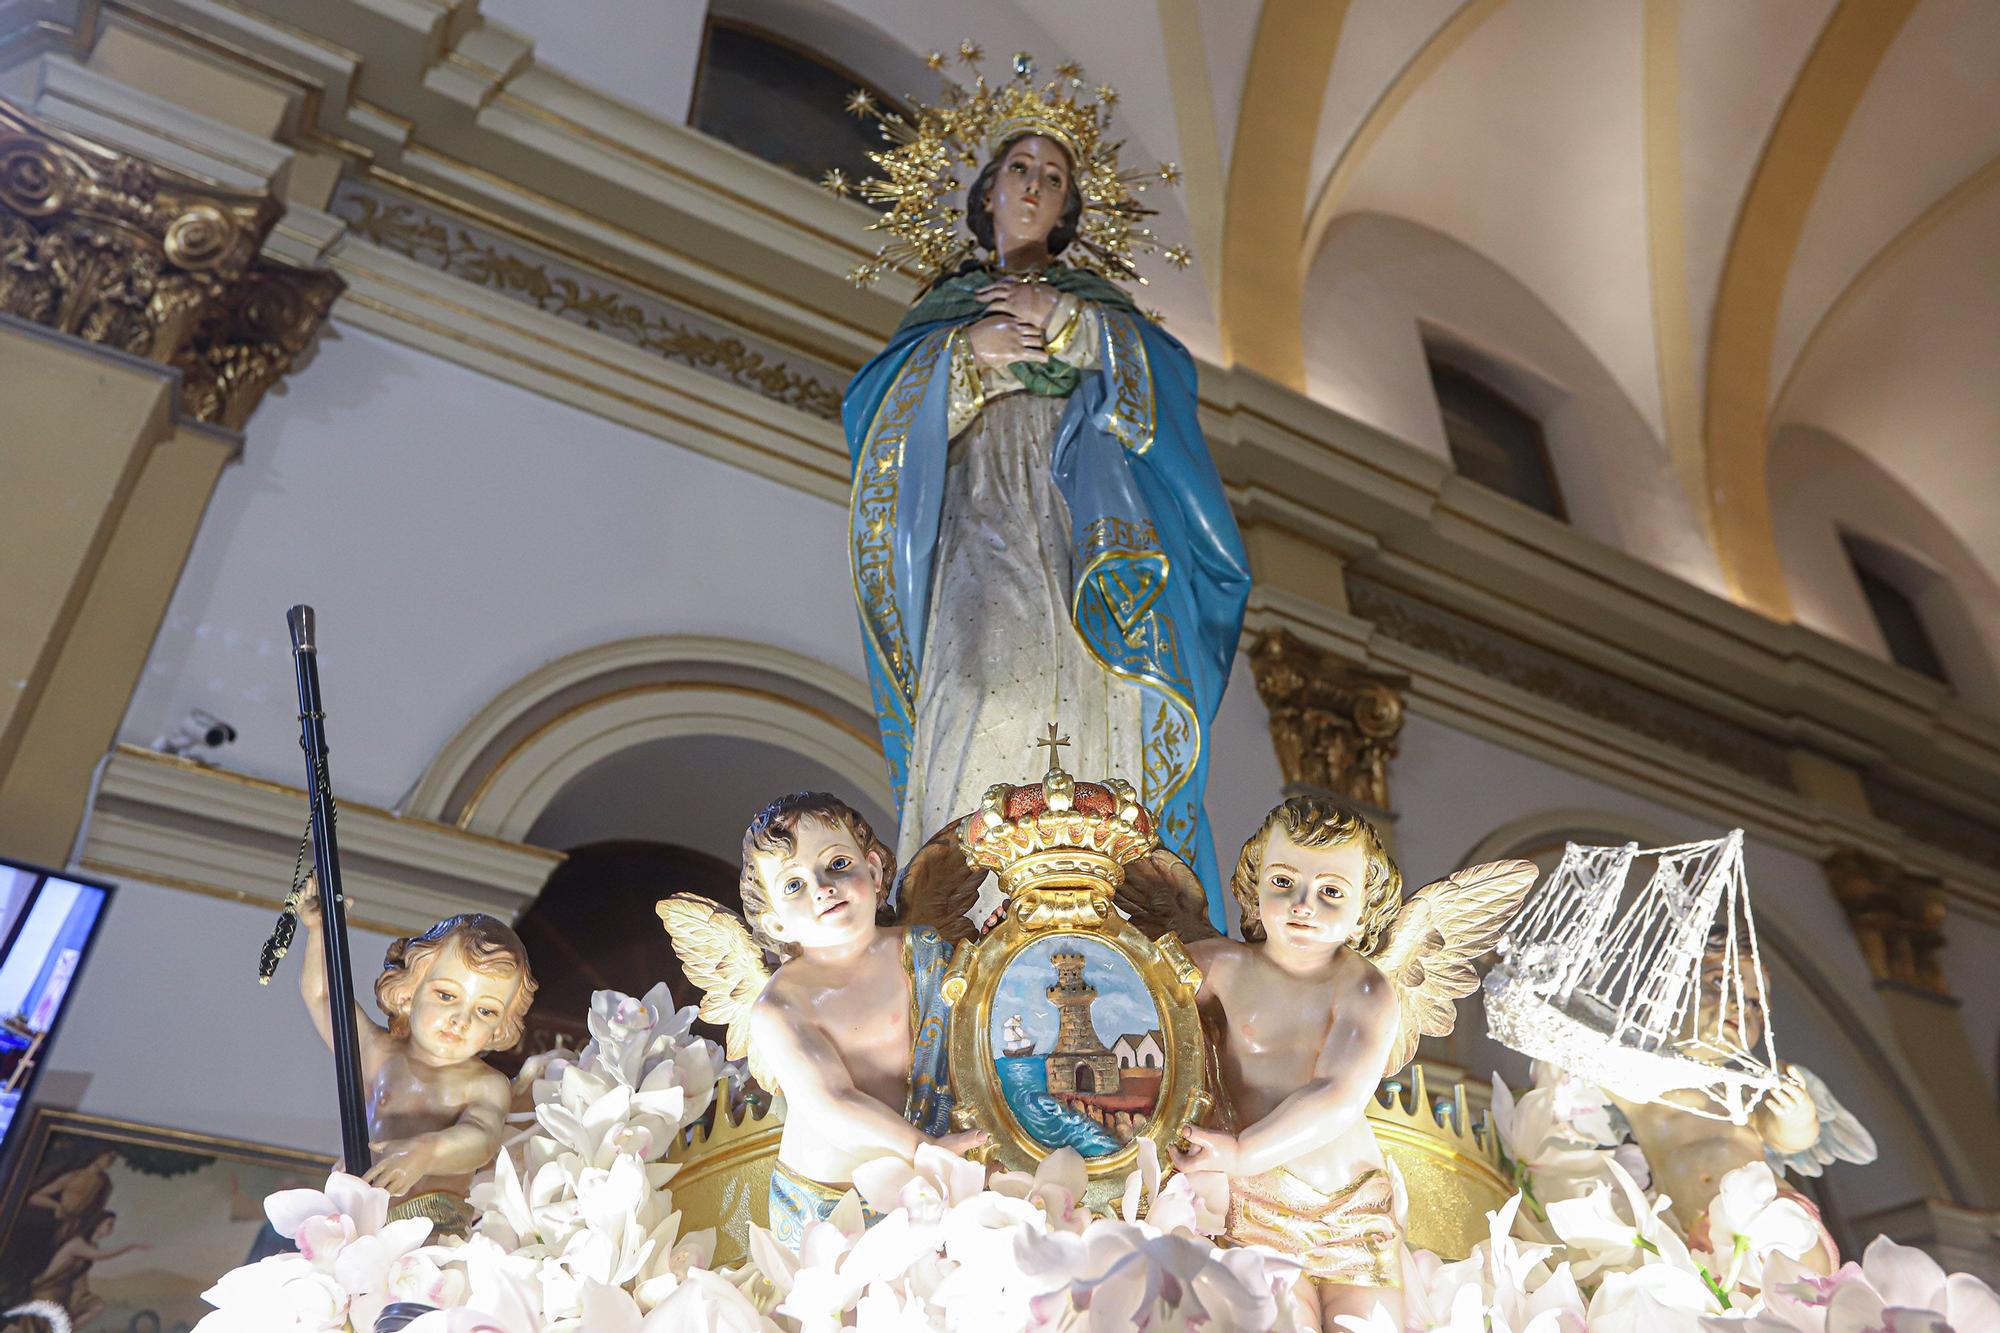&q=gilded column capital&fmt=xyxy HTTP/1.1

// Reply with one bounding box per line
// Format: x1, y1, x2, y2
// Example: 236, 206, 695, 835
1246, 626, 1407, 811
0, 97, 340, 427
1823, 847, 1952, 998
